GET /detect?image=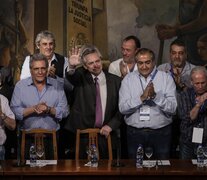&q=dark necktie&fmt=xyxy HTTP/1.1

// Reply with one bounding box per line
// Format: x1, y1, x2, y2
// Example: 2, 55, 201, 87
94, 77, 102, 128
